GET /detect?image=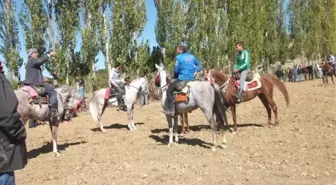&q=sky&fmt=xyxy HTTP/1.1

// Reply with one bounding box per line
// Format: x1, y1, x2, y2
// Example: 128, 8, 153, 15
1, 0, 290, 79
